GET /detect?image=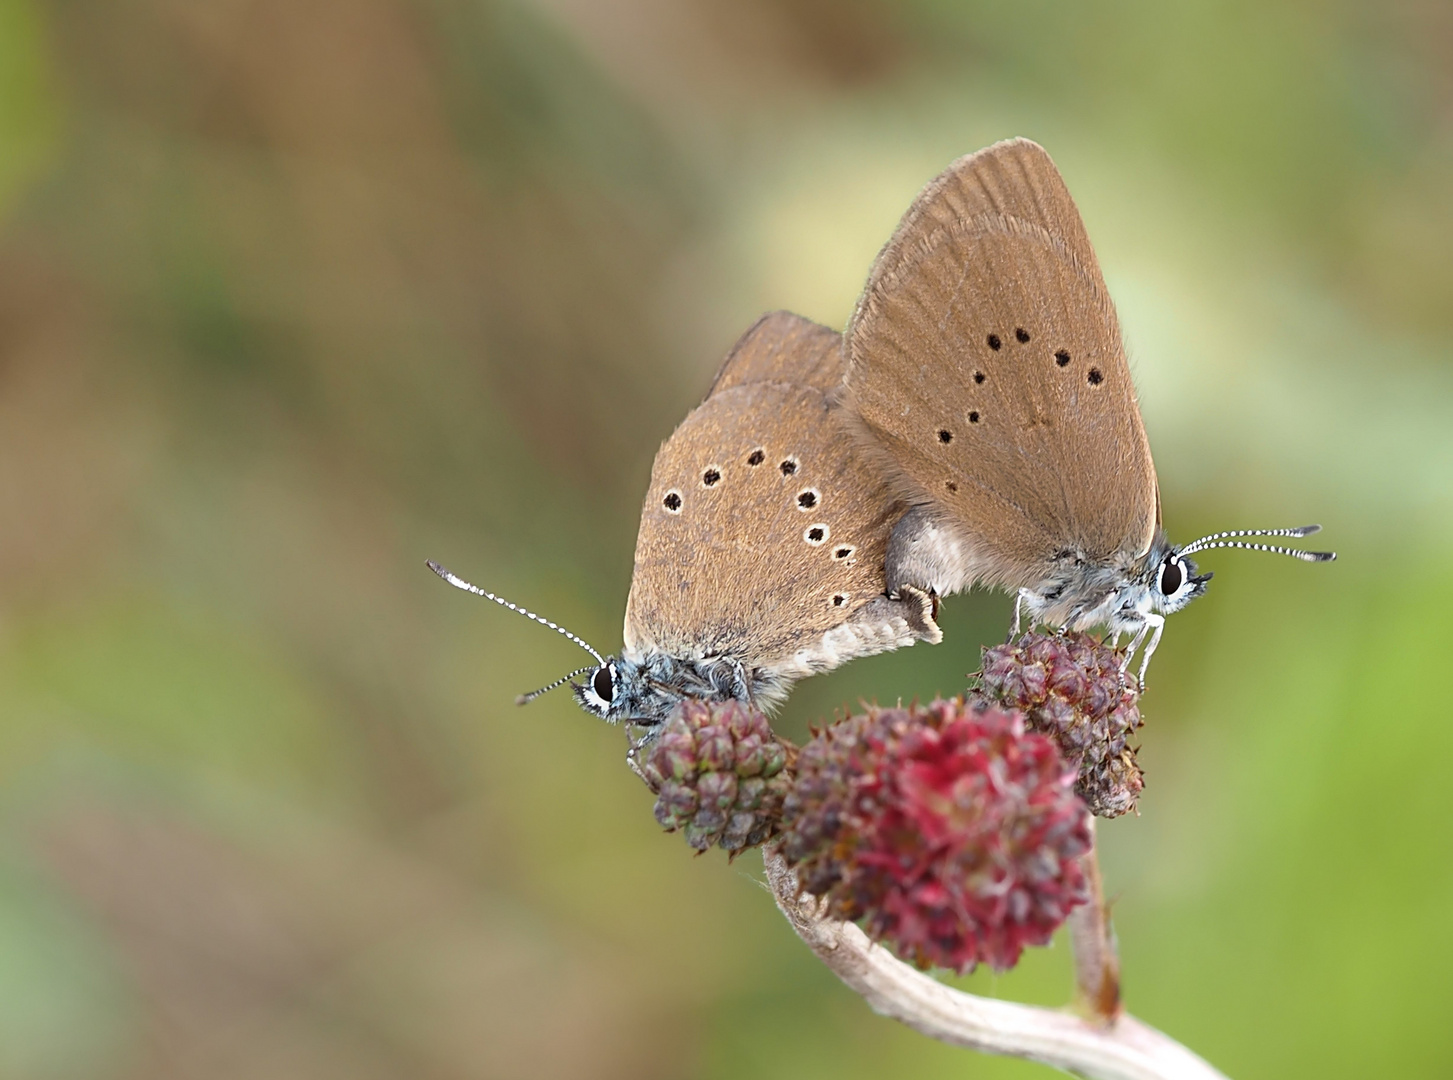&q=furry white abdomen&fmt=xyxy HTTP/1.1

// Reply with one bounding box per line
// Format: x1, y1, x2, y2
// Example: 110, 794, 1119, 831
777, 589, 941, 683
